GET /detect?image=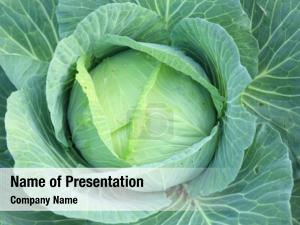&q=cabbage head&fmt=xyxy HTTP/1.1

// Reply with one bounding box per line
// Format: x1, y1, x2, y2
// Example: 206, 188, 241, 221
0, 0, 299, 225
